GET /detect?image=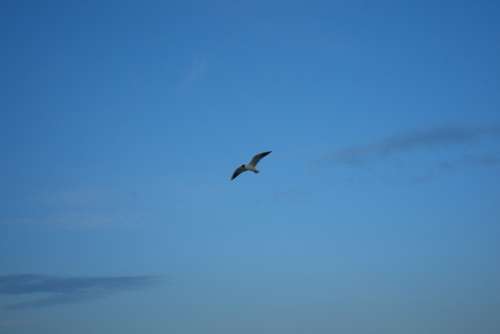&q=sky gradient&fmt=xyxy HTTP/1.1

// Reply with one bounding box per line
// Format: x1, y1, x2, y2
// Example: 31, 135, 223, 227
1, 1, 500, 333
